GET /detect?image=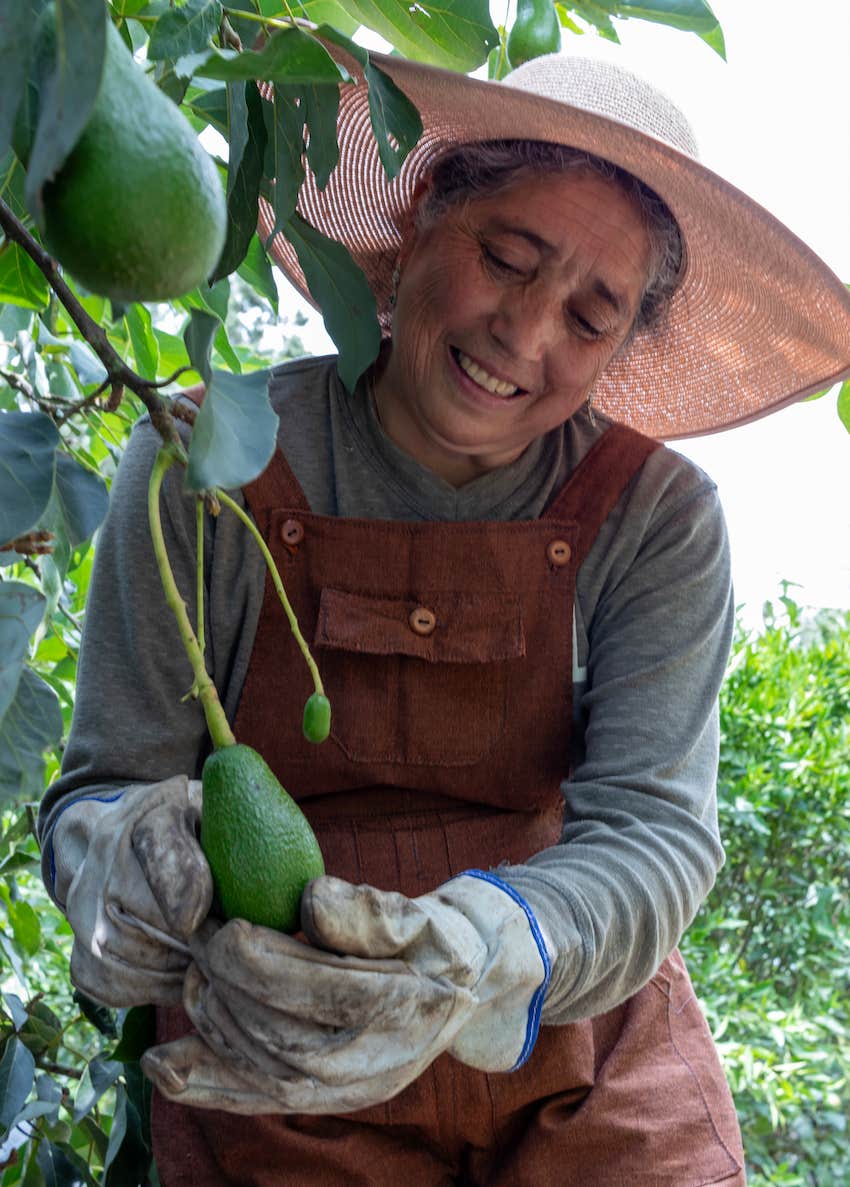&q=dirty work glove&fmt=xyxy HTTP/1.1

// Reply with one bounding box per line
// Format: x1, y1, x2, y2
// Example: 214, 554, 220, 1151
142, 871, 552, 1114
51, 775, 213, 1007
